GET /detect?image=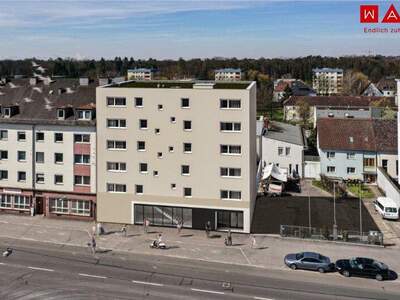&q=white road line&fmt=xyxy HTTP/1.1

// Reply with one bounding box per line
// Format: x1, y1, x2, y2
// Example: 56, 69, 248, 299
28, 266, 54, 272
0, 262, 5, 265
239, 247, 252, 265
132, 280, 164, 287
78, 273, 107, 279
191, 288, 225, 295
254, 297, 274, 300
